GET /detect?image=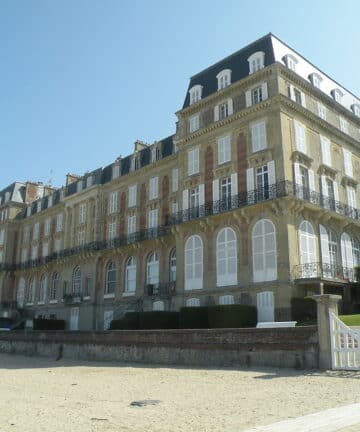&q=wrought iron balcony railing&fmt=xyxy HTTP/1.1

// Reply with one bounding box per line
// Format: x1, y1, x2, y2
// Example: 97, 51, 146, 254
293, 262, 356, 282
2, 180, 360, 273
145, 282, 176, 297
